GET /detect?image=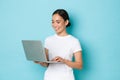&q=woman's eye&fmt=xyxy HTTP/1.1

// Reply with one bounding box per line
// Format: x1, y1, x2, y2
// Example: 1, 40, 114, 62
52, 21, 54, 23
57, 22, 60, 24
